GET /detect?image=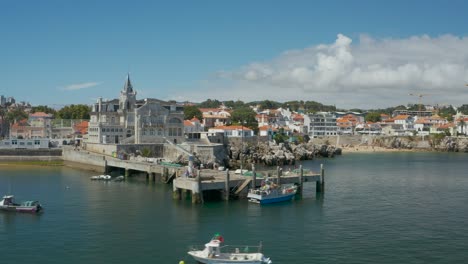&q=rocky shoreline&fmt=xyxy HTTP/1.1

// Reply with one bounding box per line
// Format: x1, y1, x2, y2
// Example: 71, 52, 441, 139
225, 140, 342, 168
202, 135, 468, 170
